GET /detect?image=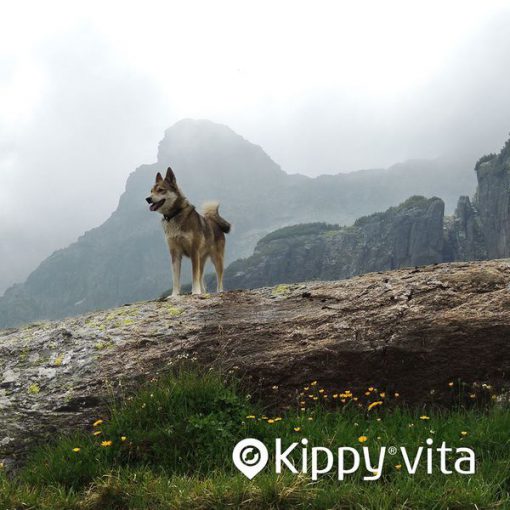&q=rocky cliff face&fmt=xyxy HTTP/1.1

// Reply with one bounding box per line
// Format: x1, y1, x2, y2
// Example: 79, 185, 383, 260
1, 260, 510, 465
473, 138, 510, 259
224, 196, 445, 289
0, 119, 475, 329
